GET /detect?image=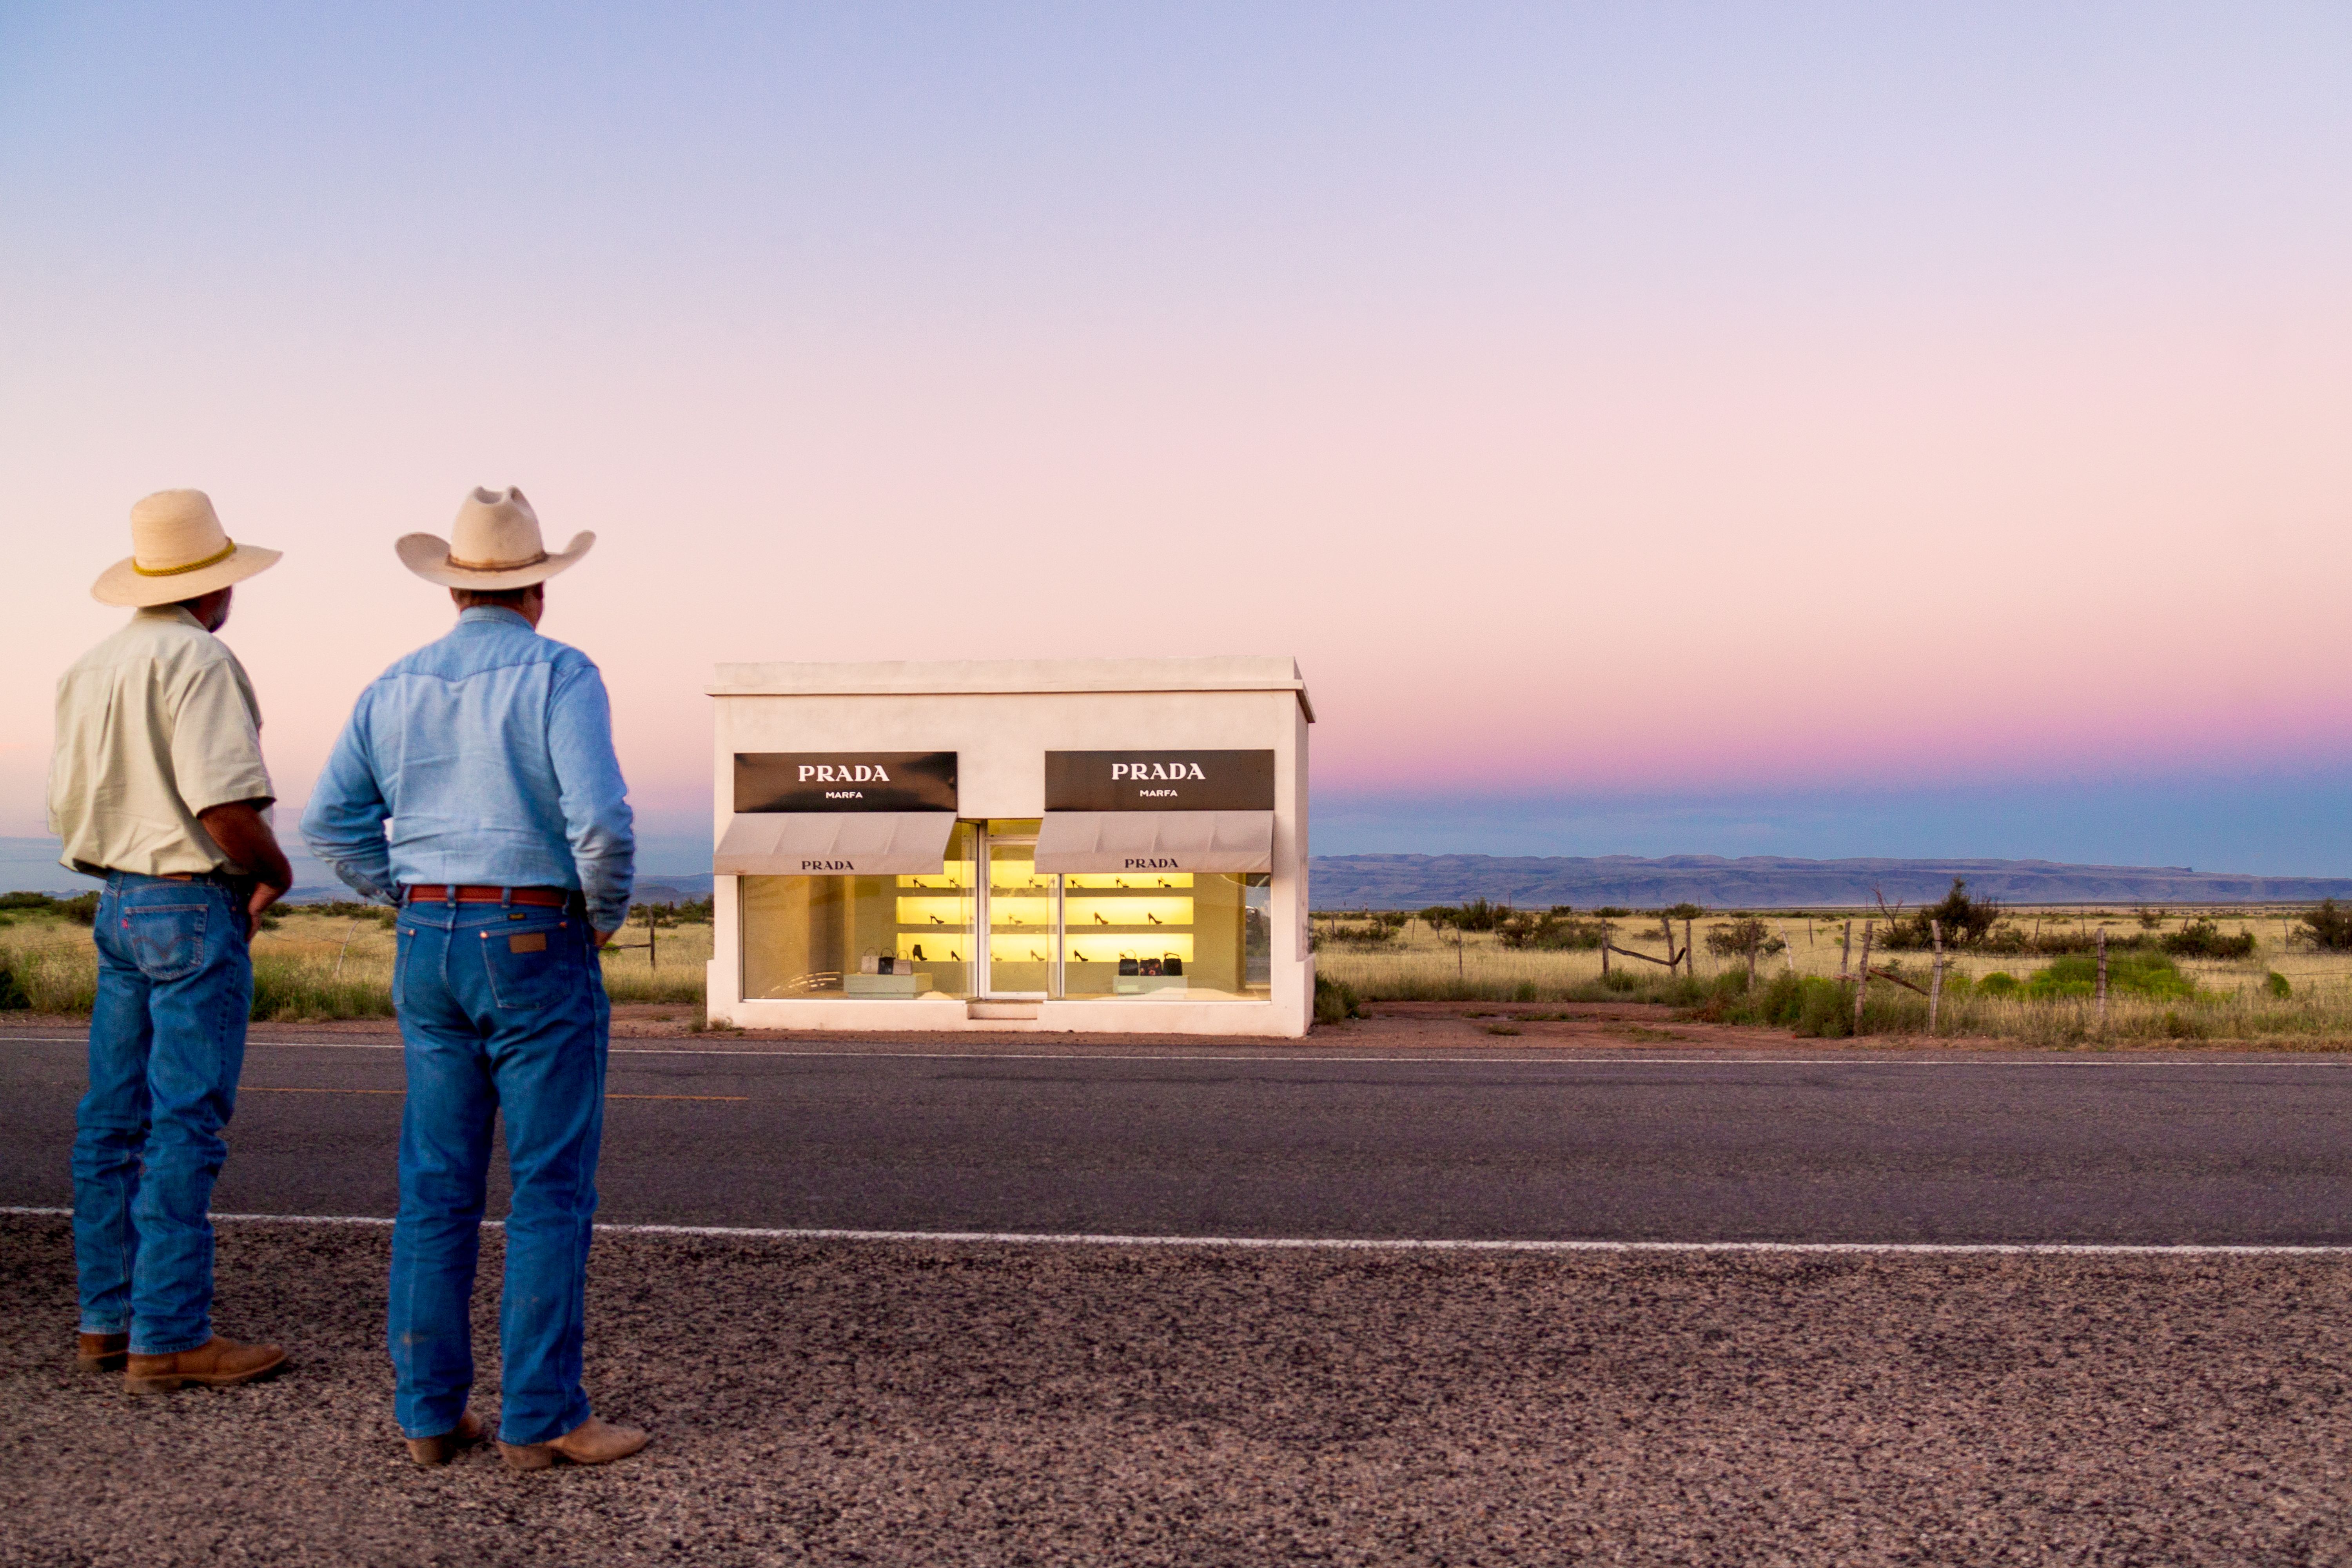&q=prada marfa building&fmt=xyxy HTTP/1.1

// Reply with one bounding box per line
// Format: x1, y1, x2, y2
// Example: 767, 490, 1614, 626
705, 657, 1314, 1036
